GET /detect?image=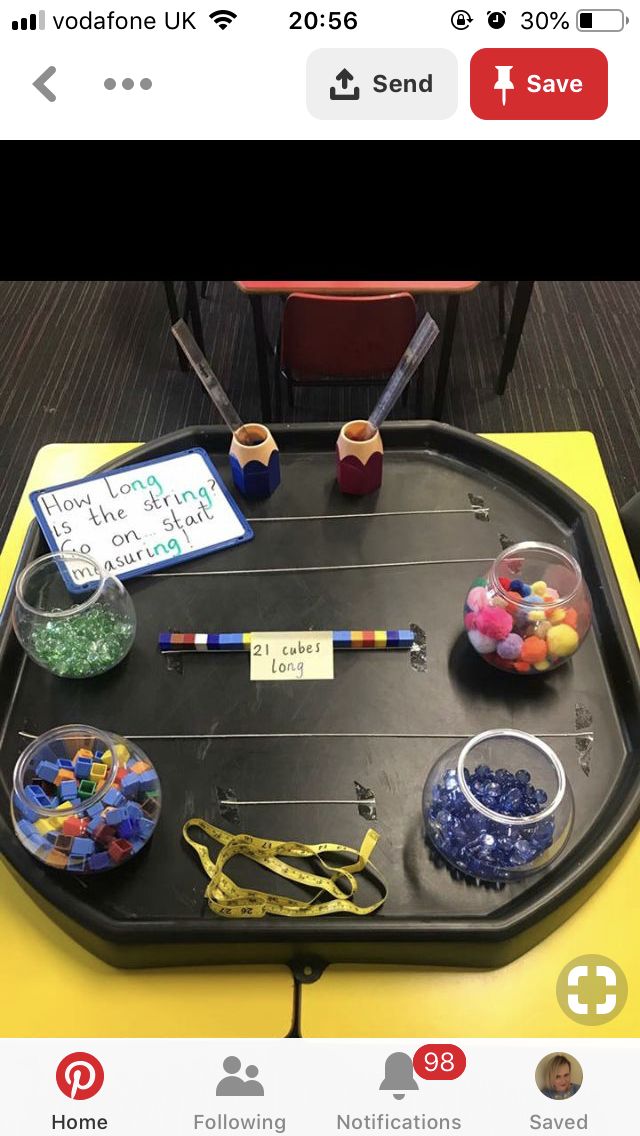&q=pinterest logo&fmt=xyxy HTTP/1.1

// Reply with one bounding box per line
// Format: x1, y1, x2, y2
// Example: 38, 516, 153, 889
56, 1053, 105, 1100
